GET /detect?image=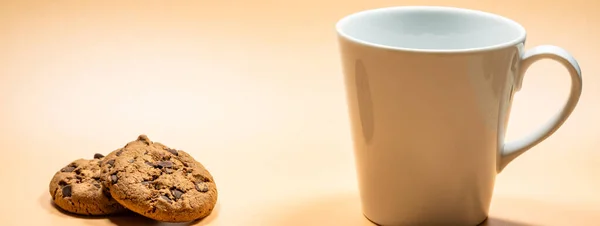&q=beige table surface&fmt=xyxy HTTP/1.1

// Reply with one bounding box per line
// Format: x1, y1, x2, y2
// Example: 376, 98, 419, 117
1, 0, 599, 225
